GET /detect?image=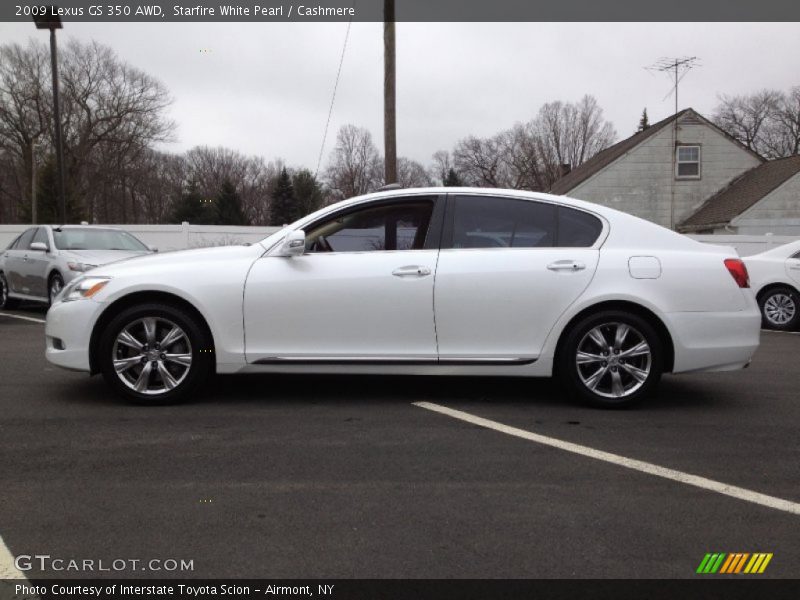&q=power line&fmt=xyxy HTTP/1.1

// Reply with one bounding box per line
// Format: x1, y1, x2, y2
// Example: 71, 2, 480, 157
315, 18, 353, 179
